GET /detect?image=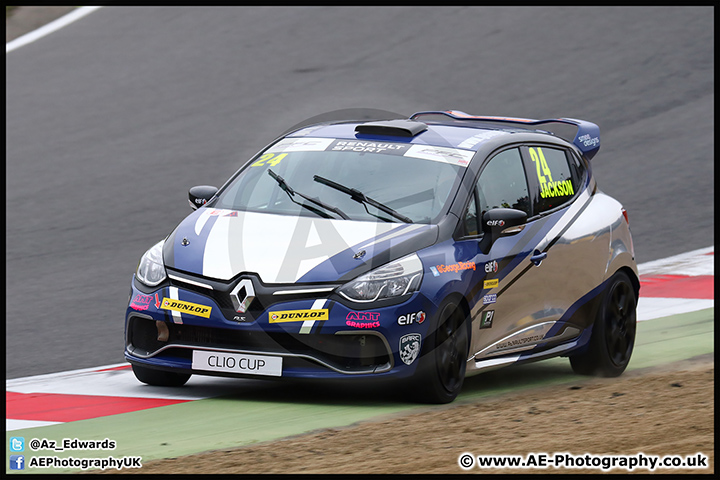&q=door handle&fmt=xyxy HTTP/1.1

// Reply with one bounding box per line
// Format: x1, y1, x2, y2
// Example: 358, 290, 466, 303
530, 250, 547, 266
